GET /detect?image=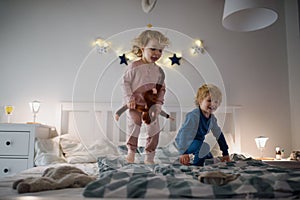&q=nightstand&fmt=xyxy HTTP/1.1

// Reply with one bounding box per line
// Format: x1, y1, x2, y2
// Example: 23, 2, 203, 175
263, 159, 300, 169
0, 123, 53, 177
